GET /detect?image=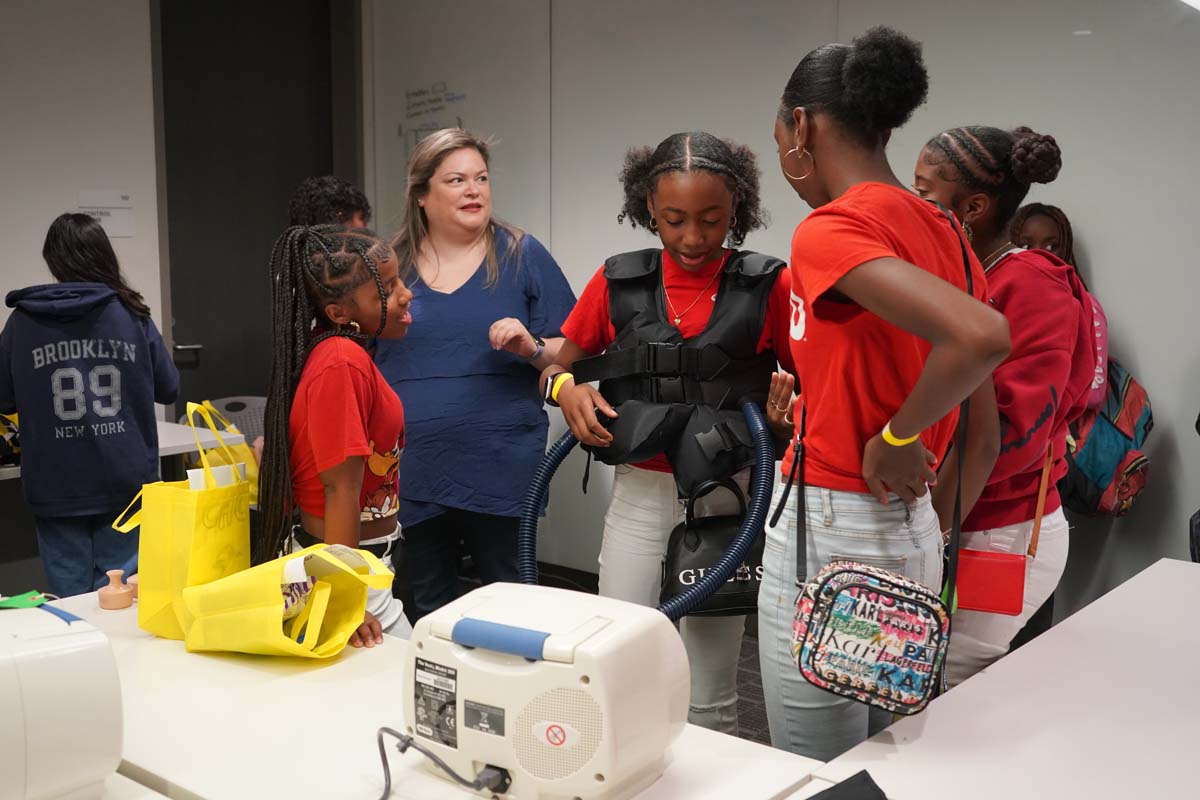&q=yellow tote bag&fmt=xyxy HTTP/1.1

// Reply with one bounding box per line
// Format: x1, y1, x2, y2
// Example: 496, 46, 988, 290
181, 544, 393, 659
184, 400, 260, 505
113, 402, 251, 640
